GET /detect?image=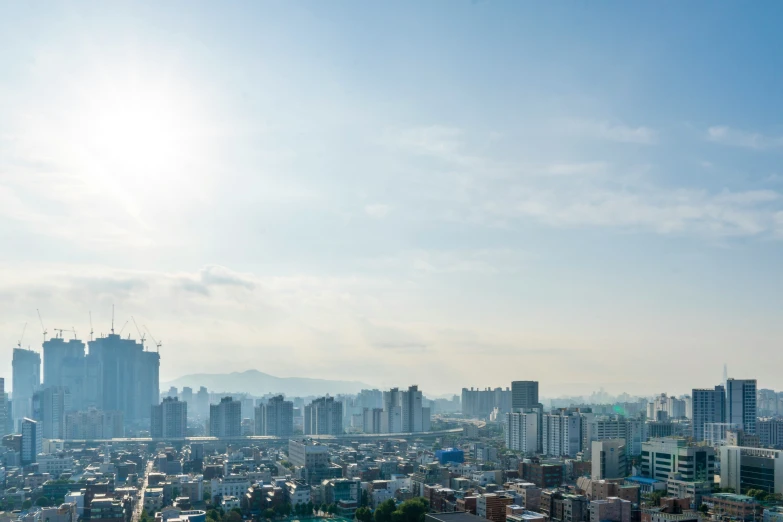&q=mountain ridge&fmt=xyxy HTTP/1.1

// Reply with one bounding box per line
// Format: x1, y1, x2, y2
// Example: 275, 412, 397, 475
162, 369, 371, 396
